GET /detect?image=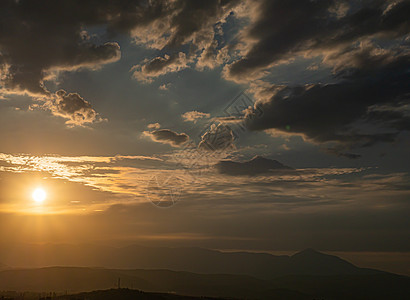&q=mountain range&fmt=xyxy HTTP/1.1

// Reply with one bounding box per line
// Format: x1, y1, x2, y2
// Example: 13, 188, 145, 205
0, 246, 384, 280
56, 289, 224, 300
0, 266, 408, 299
1, 246, 409, 299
